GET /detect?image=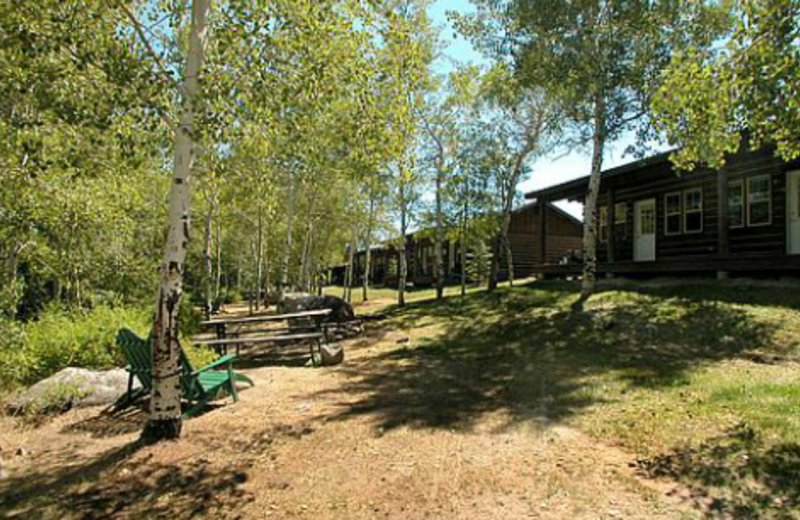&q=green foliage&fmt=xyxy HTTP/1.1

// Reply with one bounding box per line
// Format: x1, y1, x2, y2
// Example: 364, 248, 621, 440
654, 0, 800, 169
0, 304, 151, 392
465, 239, 492, 284
183, 343, 217, 369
